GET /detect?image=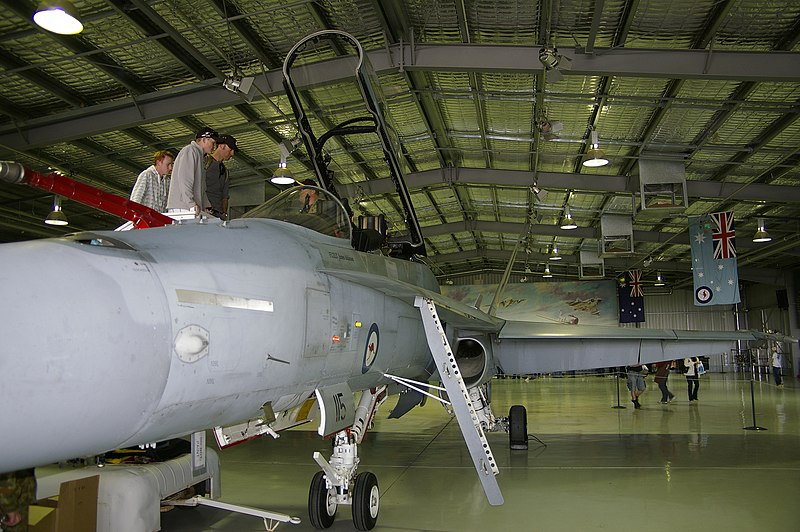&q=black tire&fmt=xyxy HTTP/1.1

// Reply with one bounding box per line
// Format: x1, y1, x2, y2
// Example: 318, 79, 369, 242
308, 471, 337, 529
509, 404, 528, 450
352, 471, 379, 531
